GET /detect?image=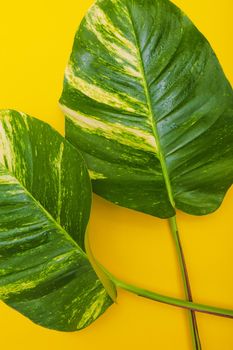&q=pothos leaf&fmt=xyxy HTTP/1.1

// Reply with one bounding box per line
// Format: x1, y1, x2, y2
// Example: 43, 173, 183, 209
60, 0, 233, 218
0, 110, 114, 331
